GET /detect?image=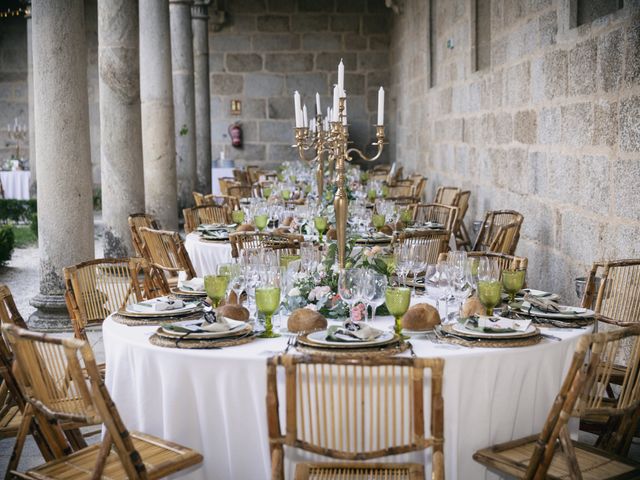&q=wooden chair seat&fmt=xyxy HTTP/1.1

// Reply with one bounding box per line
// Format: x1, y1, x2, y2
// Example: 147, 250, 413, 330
19, 431, 202, 480
473, 434, 640, 480
295, 462, 424, 480
0, 404, 21, 438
